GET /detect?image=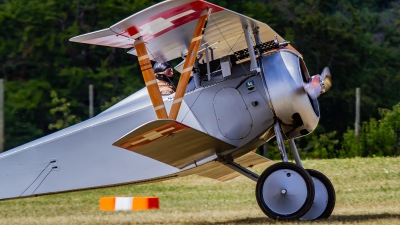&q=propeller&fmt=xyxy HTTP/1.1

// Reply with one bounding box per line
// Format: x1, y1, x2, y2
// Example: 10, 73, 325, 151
320, 67, 332, 93
303, 67, 332, 99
